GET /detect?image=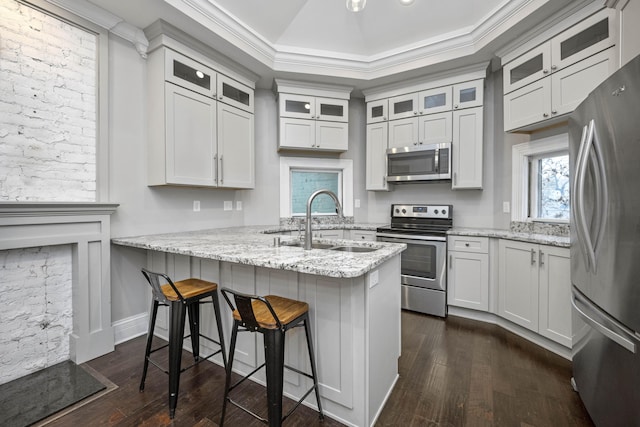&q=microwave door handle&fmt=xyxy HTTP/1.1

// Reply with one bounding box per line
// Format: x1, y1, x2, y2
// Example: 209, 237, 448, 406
434, 148, 439, 173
